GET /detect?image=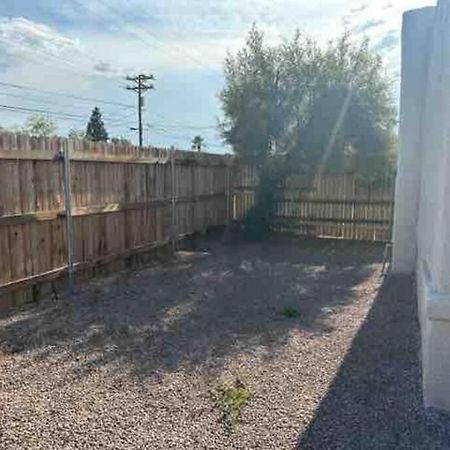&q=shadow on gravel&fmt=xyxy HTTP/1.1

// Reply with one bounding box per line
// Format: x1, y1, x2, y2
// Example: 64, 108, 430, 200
0, 237, 383, 380
297, 275, 450, 450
